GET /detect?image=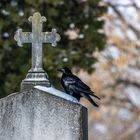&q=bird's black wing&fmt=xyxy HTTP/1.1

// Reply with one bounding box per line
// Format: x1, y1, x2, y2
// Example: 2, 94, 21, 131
68, 84, 99, 107
71, 75, 100, 100
71, 75, 90, 90
63, 75, 89, 91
